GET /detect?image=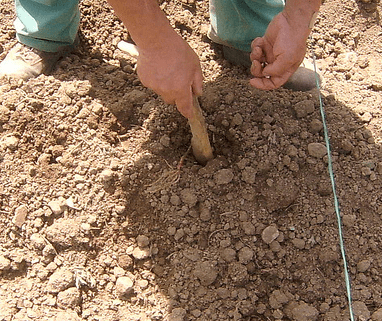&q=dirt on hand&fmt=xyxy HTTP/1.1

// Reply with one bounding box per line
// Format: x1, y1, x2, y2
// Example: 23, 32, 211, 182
0, 0, 382, 320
